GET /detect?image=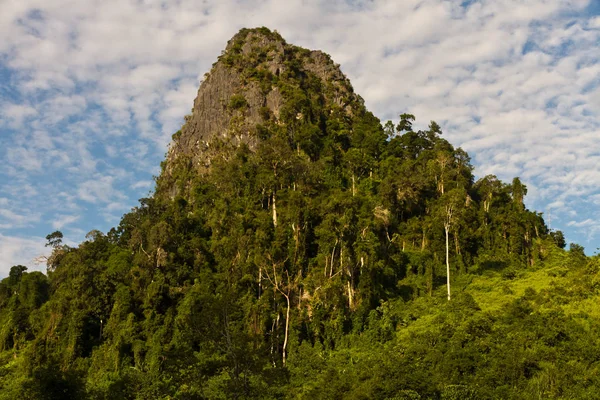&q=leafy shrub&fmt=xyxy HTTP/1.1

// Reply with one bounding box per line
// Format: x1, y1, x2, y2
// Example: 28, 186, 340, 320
228, 94, 248, 110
